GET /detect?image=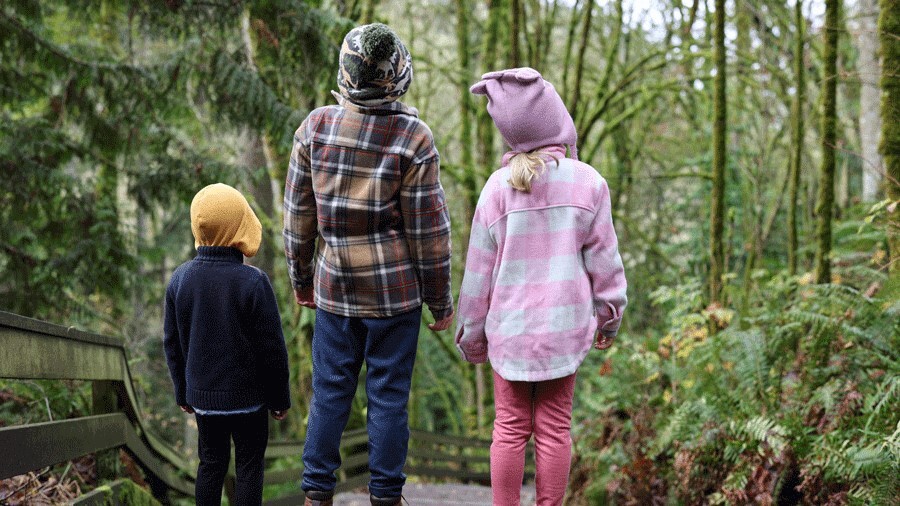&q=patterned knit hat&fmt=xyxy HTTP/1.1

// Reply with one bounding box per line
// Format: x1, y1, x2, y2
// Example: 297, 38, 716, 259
337, 23, 413, 106
190, 183, 262, 258
470, 67, 578, 159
